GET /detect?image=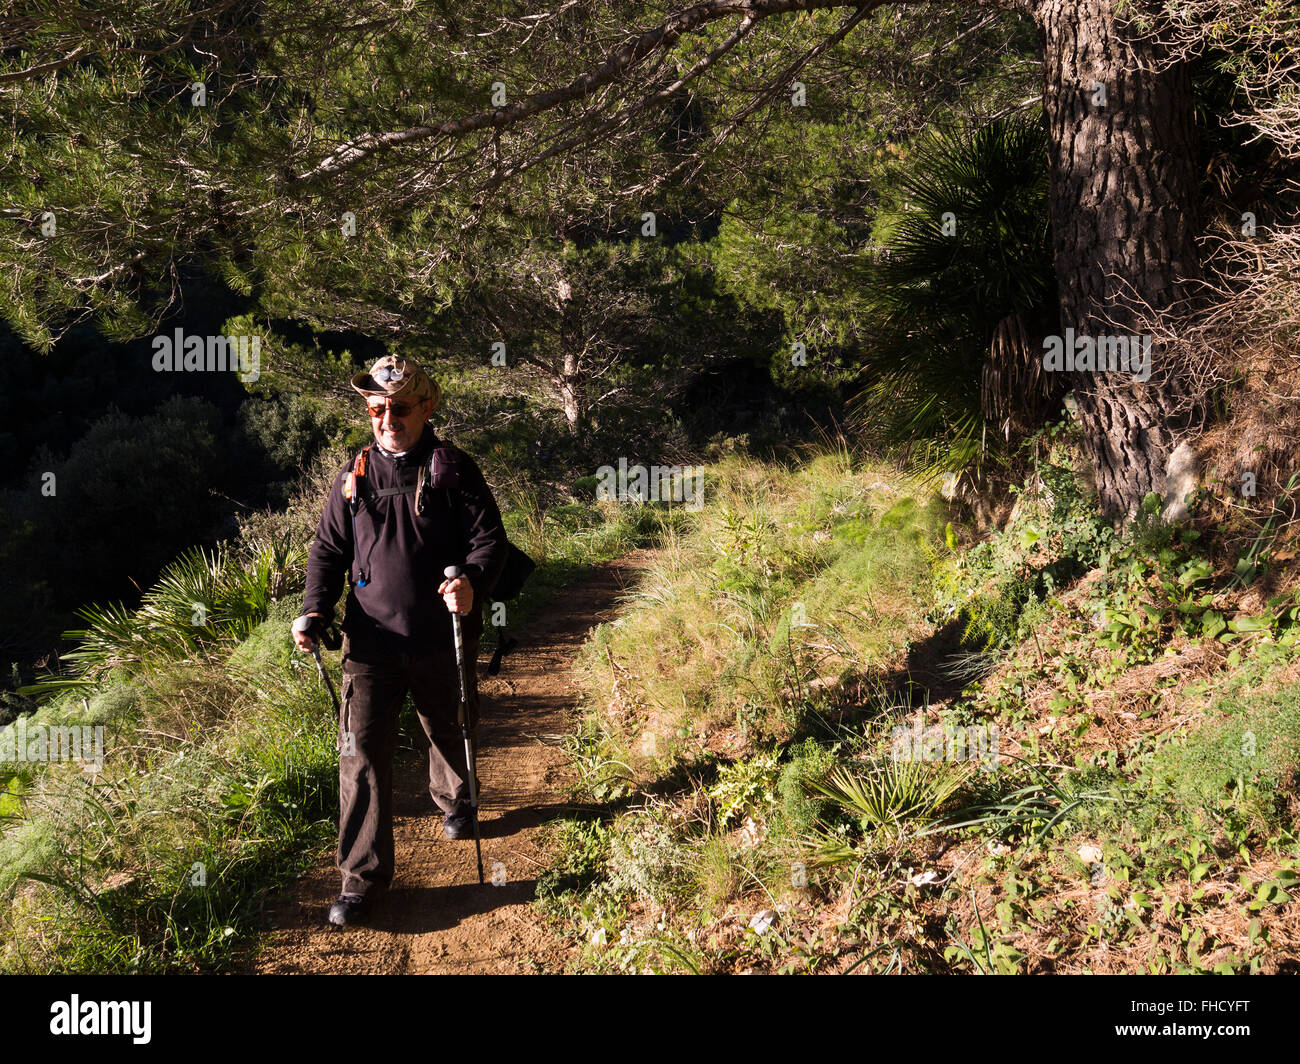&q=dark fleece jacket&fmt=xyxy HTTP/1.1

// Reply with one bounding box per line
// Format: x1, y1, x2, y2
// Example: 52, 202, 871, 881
302, 425, 508, 646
